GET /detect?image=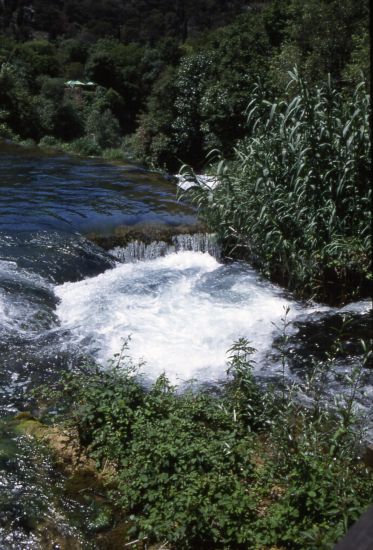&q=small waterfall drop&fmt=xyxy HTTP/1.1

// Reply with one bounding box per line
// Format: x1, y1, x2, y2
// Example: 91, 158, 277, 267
109, 233, 221, 263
